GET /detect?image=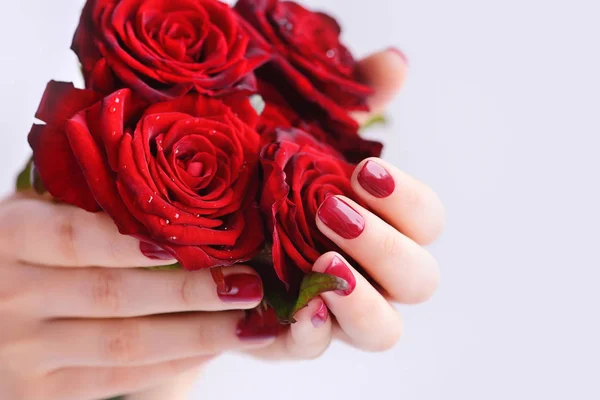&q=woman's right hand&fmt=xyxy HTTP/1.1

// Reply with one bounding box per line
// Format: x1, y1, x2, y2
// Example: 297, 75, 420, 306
0, 195, 275, 400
